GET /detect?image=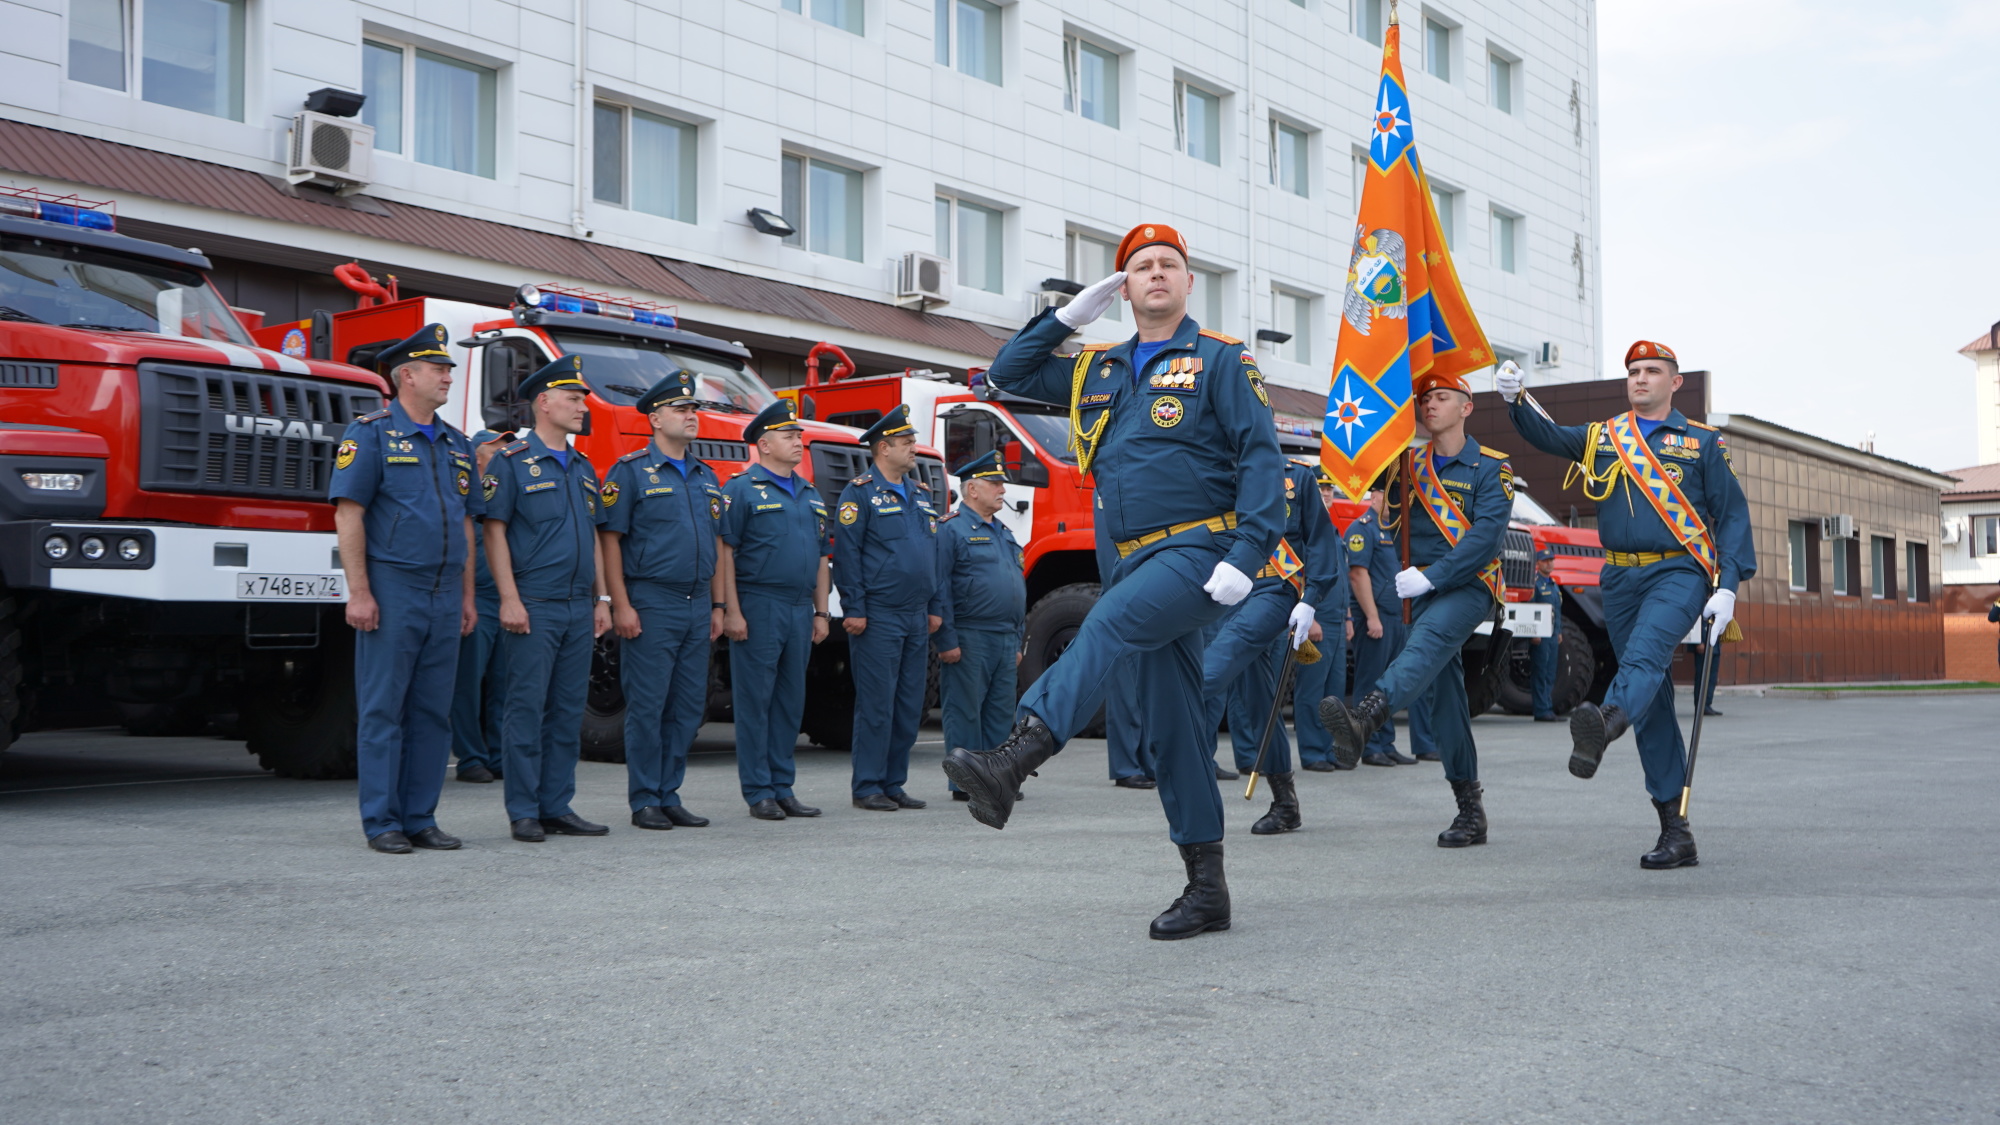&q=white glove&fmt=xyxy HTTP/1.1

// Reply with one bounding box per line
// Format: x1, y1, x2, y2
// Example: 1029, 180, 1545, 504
1394, 566, 1434, 599
1203, 561, 1254, 606
1287, 602, 1316, 649
1055, 272, 1128, 329
1702, 588, 1736, 644
1495, 359, 1524, 403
